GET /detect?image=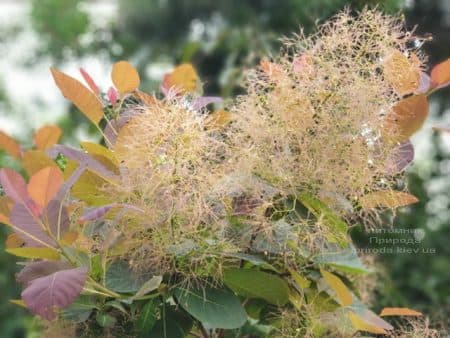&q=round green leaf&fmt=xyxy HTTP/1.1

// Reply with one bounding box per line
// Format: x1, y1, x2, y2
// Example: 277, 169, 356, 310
174, 287, 247, 329
223, 269, 290, 305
